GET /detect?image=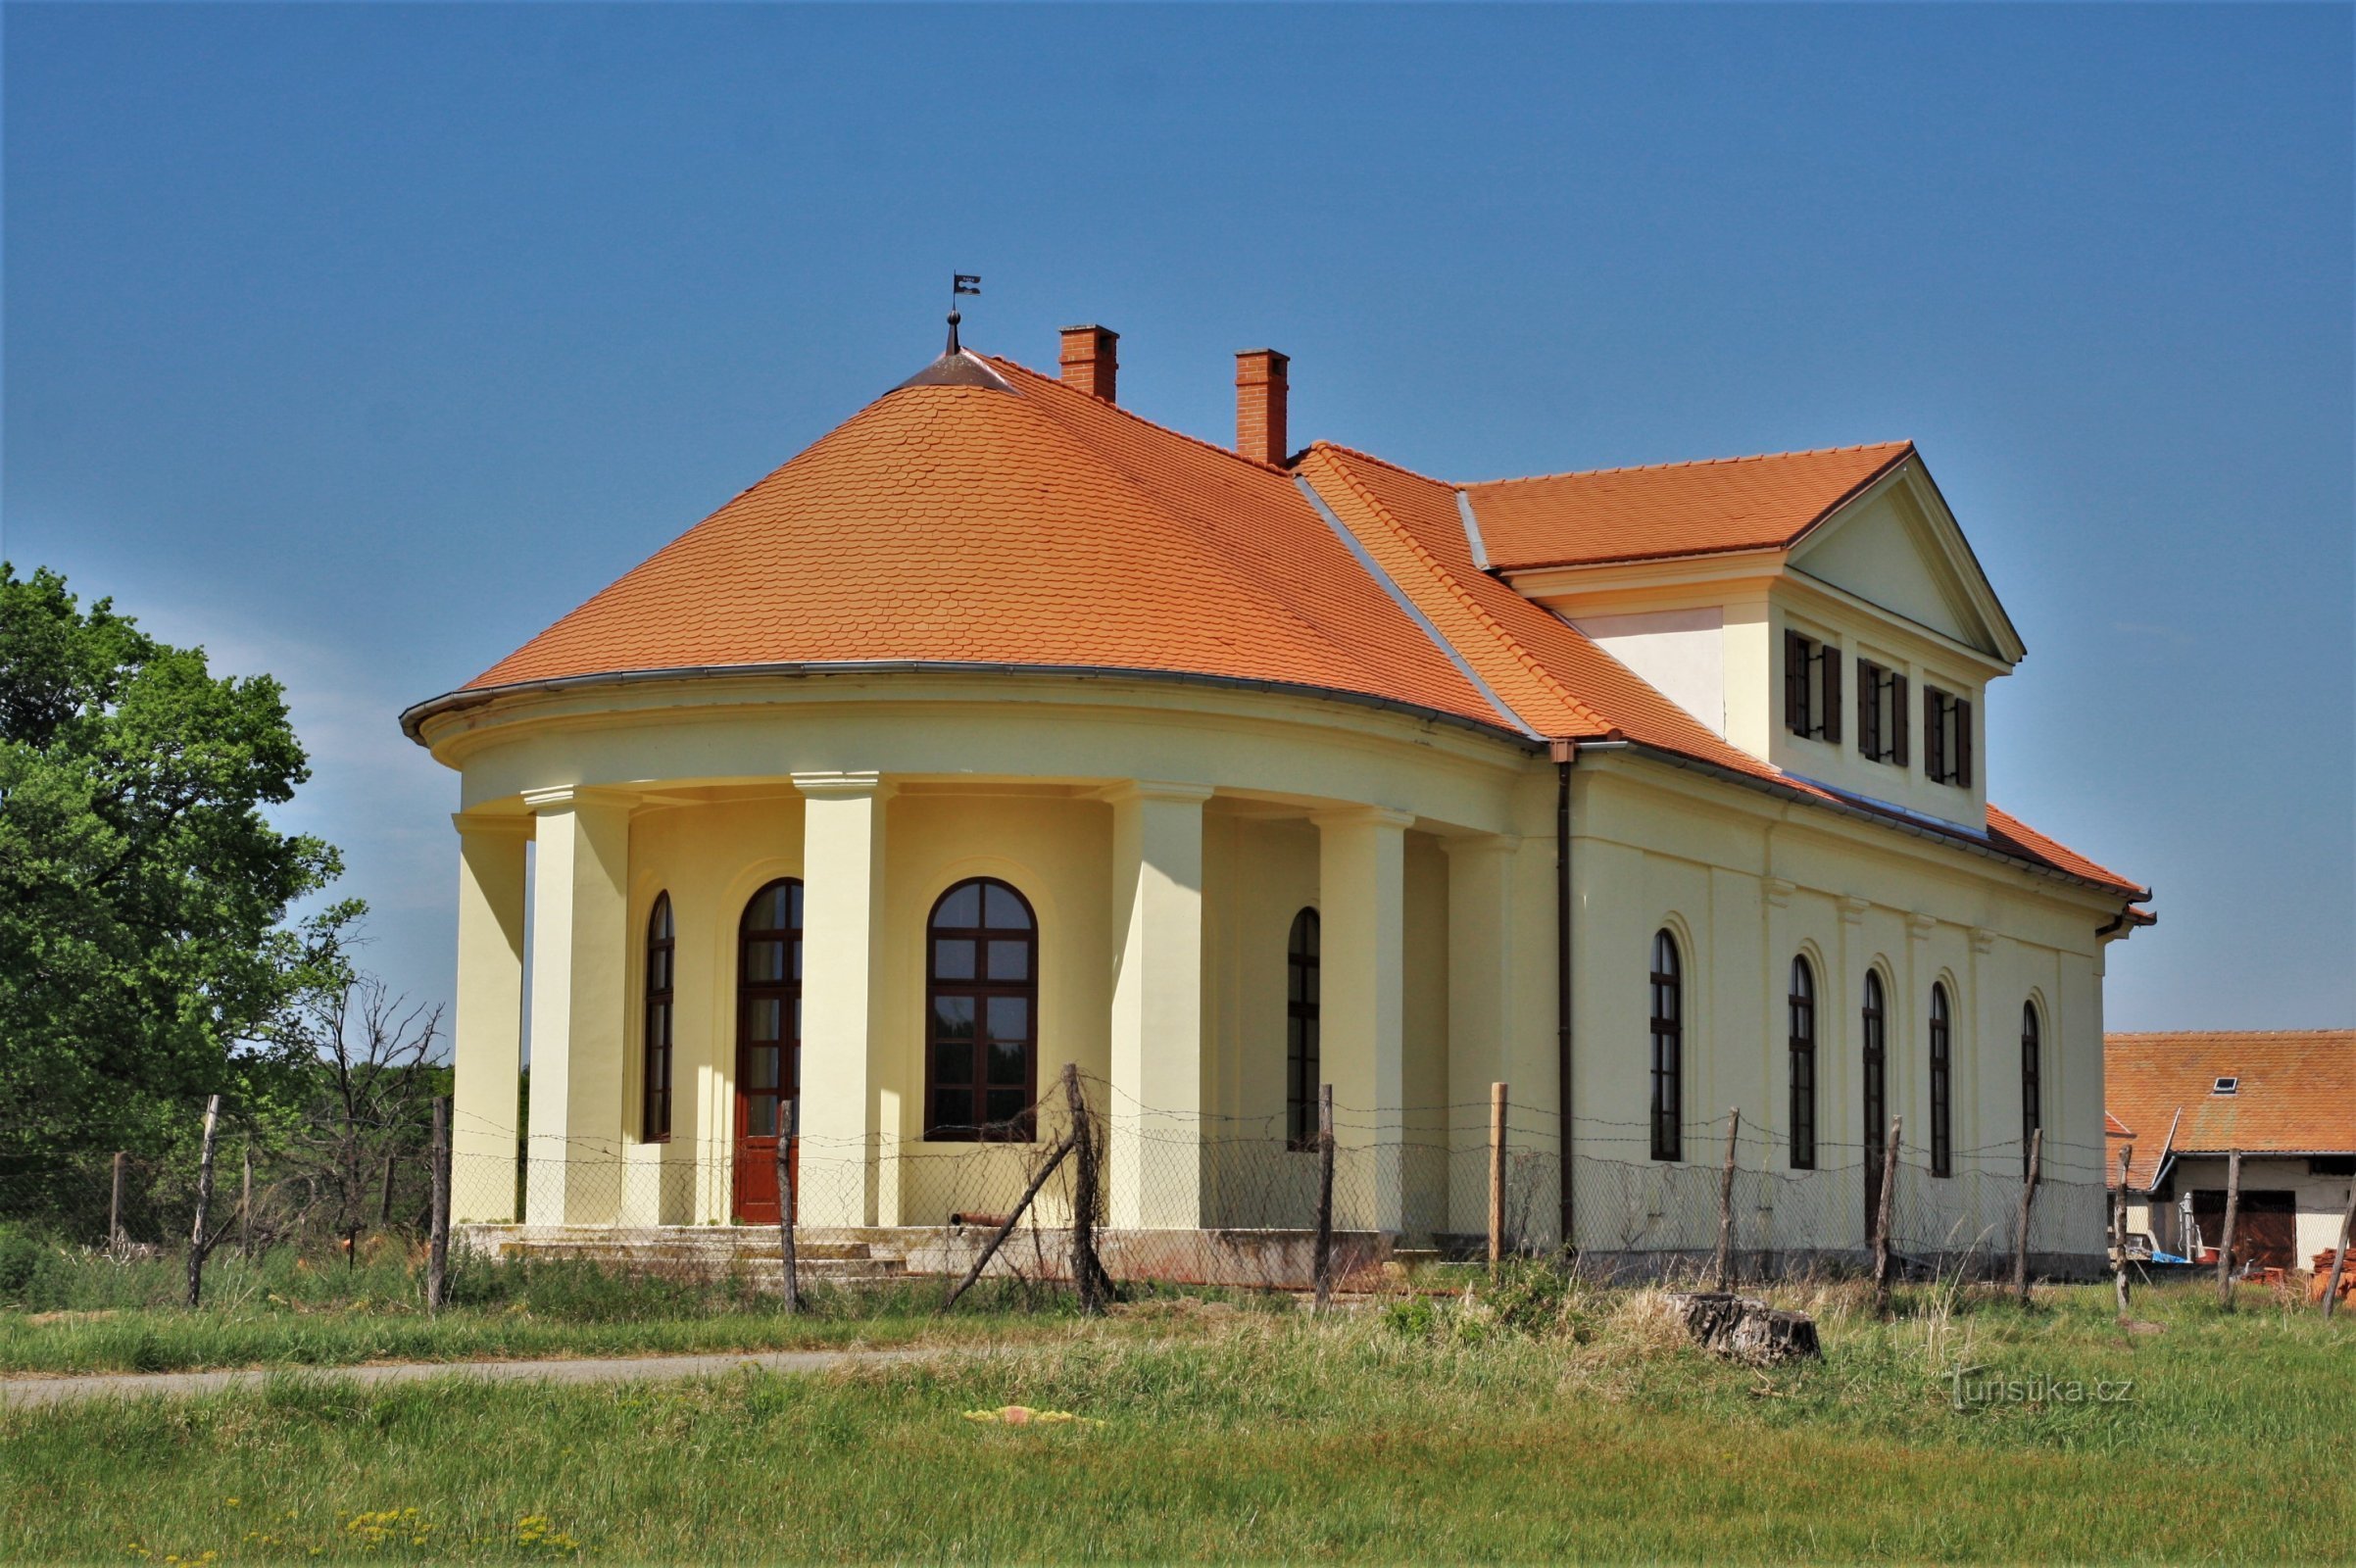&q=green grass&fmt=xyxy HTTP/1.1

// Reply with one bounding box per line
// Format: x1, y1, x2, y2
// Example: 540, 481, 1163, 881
4, 1277, 2353, 1562
0, 1243, 1127, 1375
